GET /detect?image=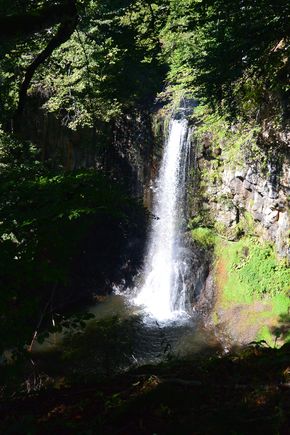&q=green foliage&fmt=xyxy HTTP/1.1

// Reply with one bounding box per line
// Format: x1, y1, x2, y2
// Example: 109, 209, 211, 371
211, 236, 290, 346
0, 129, 39, 166
234, 211, 257, 238
0, 0, 167, 129
191, 227, 216, 248
2, 0, 289, 130
256, 325, 275, 347
0, 0, 289, 371
194, 105, 261, 168
216, 237, 289, 341
0, 129, 144, 351
161, 0, 290, 123
0, 0, 167, 358
0, 167, 127, 281
228, 239, 289, 298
